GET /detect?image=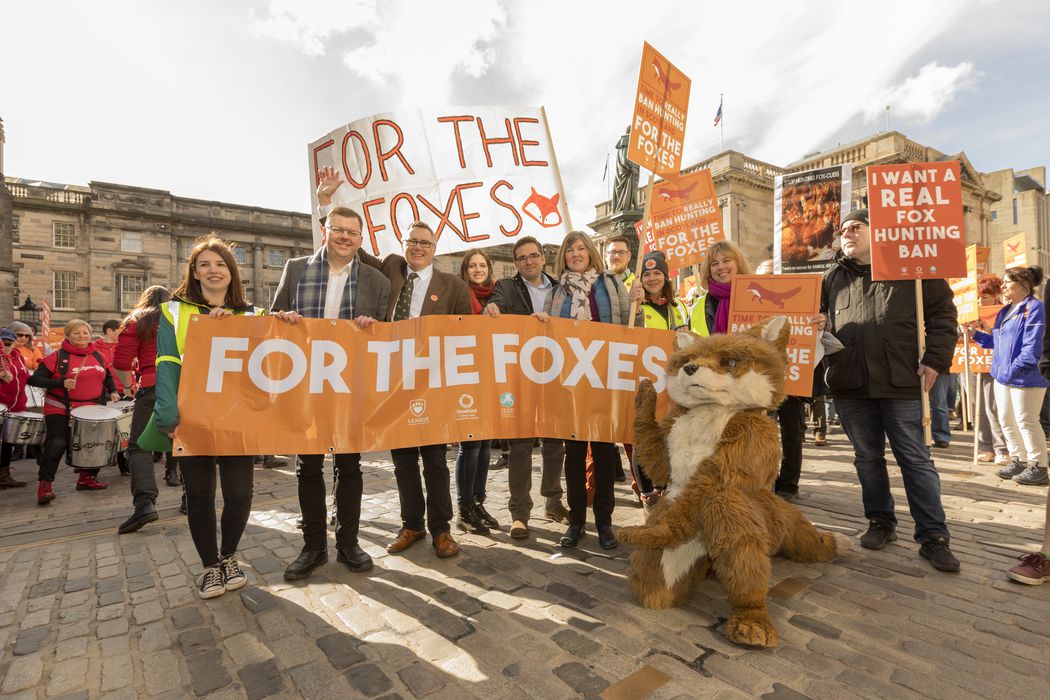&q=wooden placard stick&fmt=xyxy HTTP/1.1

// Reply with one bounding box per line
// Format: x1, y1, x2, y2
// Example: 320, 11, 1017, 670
916, 280, 933, 446
627, 173, 656, 329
